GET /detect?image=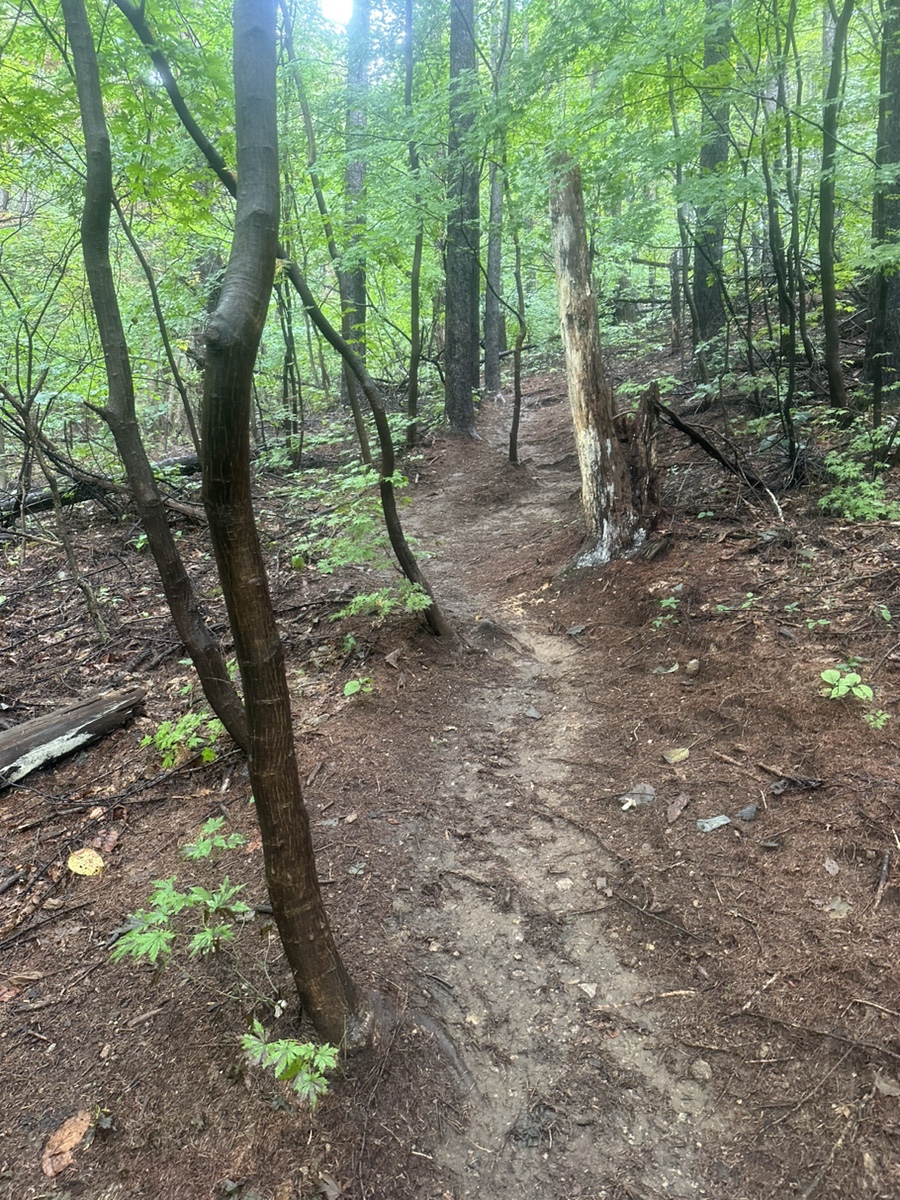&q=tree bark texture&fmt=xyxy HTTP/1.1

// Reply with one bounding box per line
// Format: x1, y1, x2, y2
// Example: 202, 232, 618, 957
445, 0, 480, 436
61, 0, 248, 753
550, 158, 655, 564
819, 0, 854, 408
868, 0, 900, 422
201, 0, 369, 1046
692, 0, 731, 341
